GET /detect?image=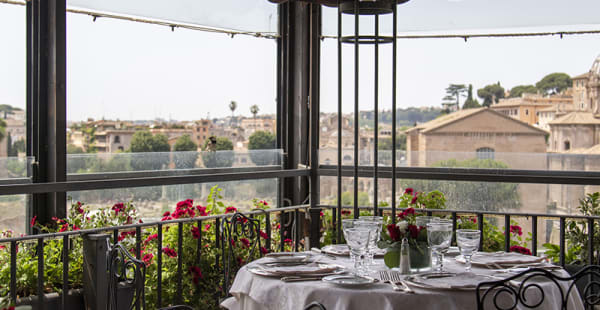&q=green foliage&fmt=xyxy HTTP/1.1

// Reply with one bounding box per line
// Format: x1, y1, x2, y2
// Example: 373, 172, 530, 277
67, 144, 85, 154
201, 137, 234, 168
477, 82, 505, 107
0, 119, 5, 142
401, 158, 520, 212
462, 84, 481, 109
129, 131, 170, 171
536, 72, 572, 95
334, 191, 370, 206
378, 134, 406, 152
442, 84, 467, 111
173, 135, 198, 169
248, 131, 277, 166
365, 108, 442, 127
543, 192, 600, 265
457, 216, 531, 252
509, 85, 538, 98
